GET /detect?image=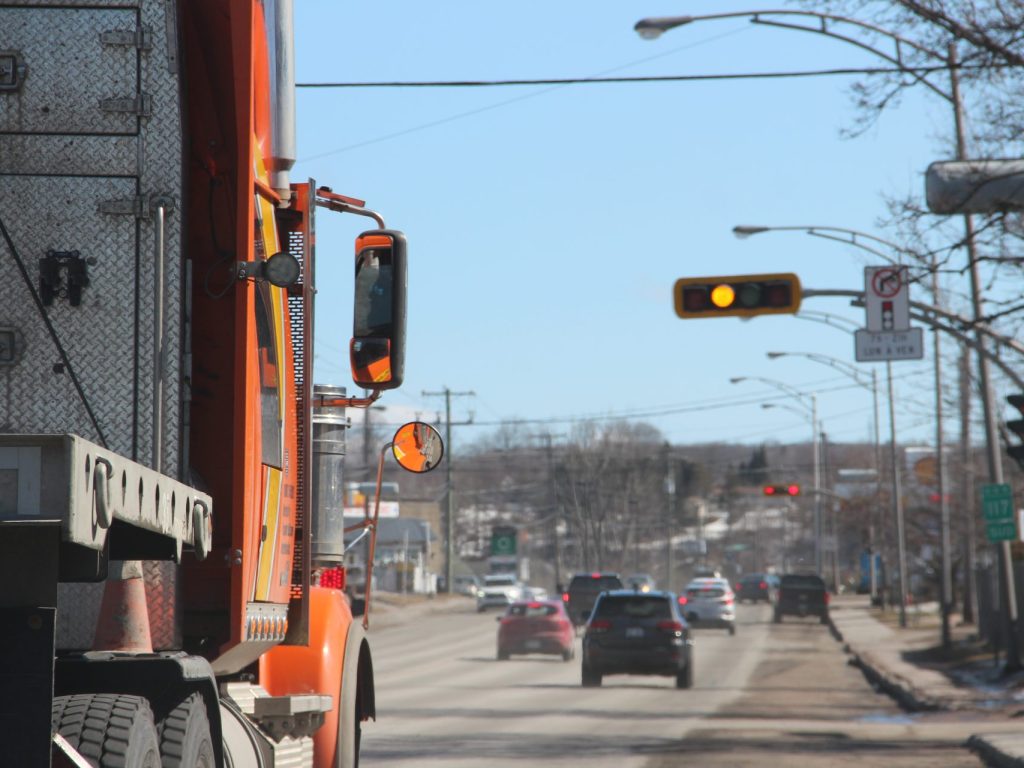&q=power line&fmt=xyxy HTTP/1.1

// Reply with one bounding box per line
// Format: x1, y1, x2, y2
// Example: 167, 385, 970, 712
296, 63, 970, 90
